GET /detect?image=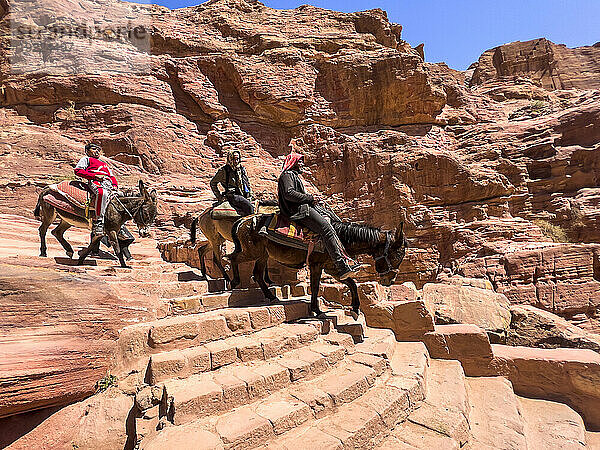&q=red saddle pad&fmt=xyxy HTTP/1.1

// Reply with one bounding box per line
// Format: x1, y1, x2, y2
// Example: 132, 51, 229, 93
56, 180, 90, 209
